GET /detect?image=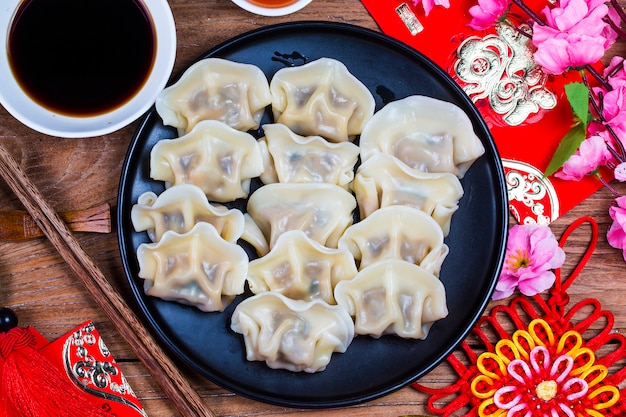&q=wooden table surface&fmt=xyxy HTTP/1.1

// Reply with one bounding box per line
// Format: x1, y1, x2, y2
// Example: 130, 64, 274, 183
2, 0, 626, 416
